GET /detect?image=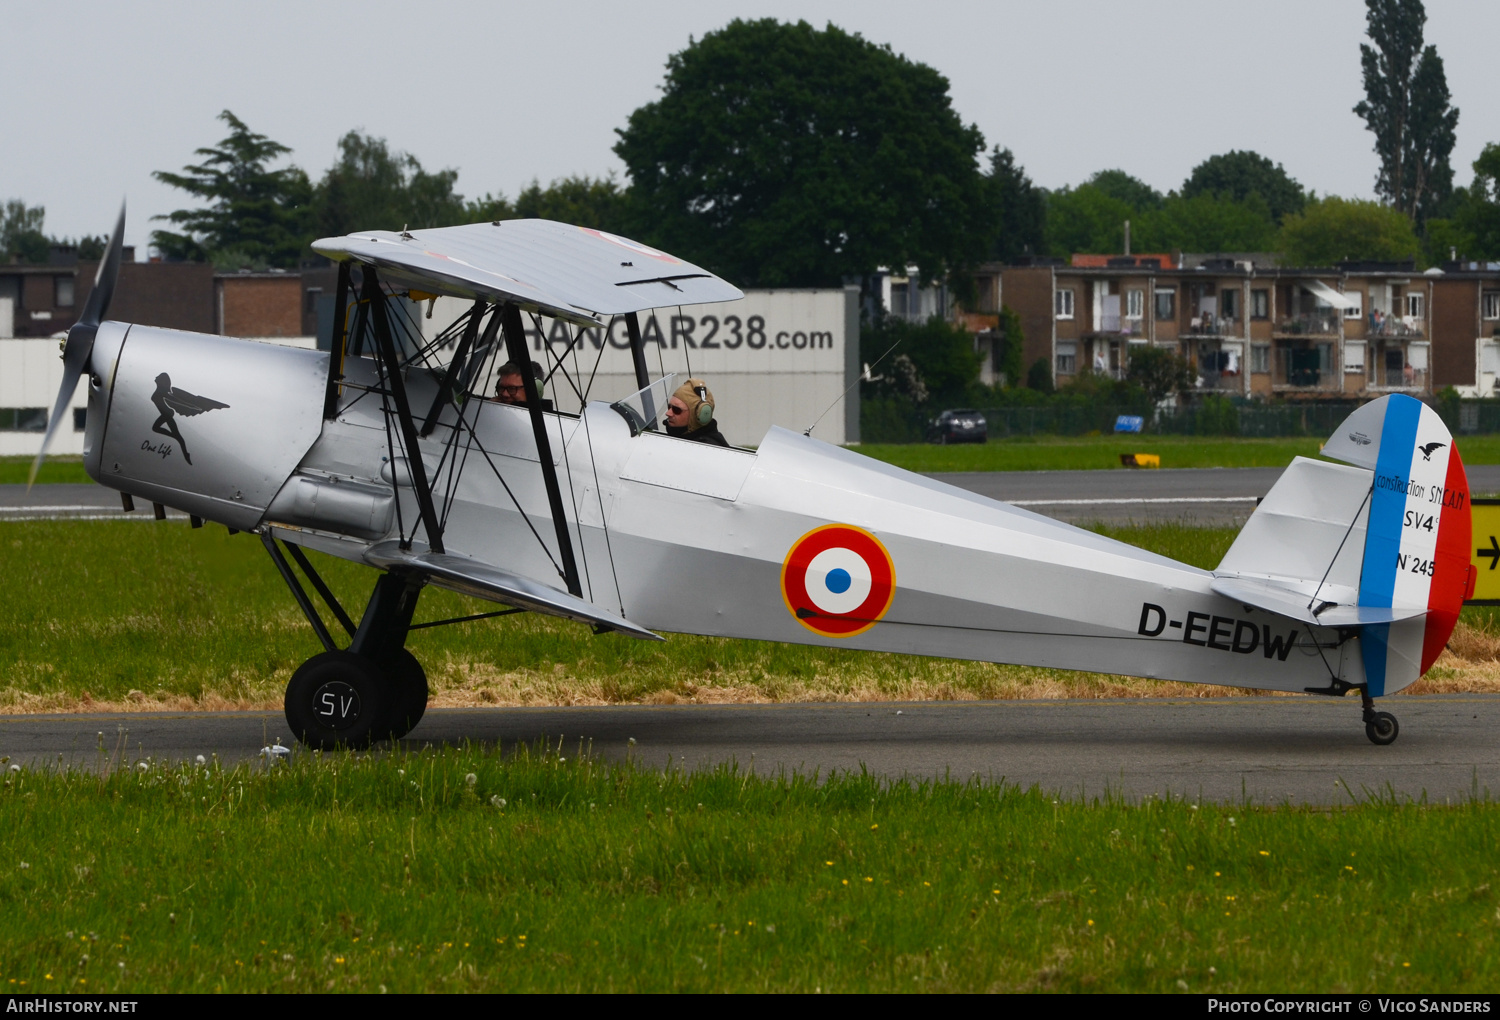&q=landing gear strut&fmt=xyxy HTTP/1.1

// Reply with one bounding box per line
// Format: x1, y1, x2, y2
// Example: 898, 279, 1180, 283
264, 535, 430, 750
1304, 678, 1401, 746
1361, 688, 1399, 746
